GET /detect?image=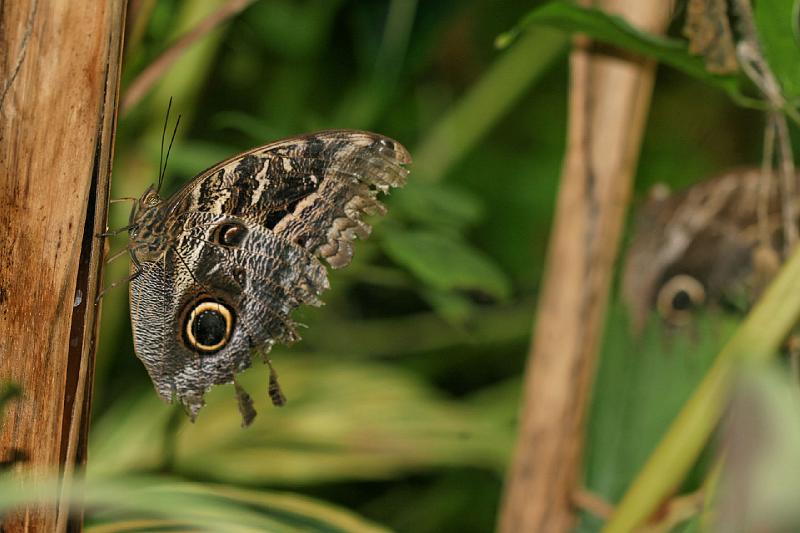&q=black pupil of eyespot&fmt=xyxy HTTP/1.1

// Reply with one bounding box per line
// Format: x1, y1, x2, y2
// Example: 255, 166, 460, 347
672, 290, 693, 311
192, 309, 227, 347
